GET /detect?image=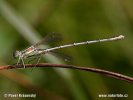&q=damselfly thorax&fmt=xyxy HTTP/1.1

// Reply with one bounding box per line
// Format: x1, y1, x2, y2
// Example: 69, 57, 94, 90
13, 33, 124, 68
